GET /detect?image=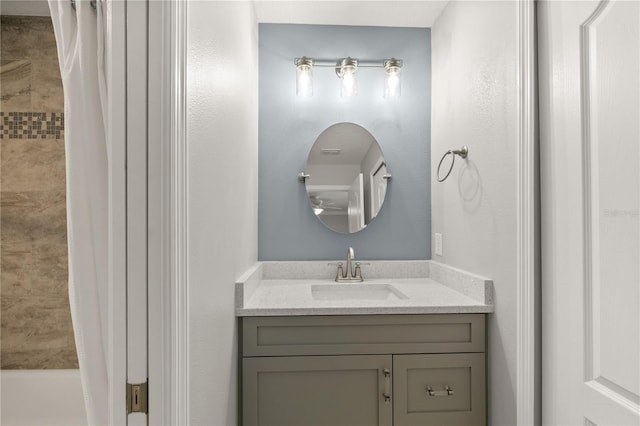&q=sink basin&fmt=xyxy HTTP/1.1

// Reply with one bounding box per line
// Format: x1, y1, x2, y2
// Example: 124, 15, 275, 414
311, 283, 409, 301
